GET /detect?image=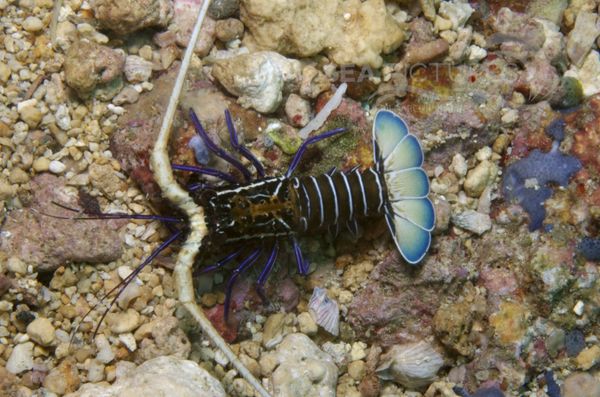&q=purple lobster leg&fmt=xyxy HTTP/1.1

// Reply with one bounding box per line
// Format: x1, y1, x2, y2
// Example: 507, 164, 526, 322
85, 229, 183, 339
49, 201, 183, 223
291, 237, 310, 275
194, 249, 243, 276
224, 110, 265, 178
172, 163, 238, 184
186, 182, 210, 192
285, 127, 346, 177
224, 248, 263, 321
255, 241, 279, 302
189, 109, 253, 182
